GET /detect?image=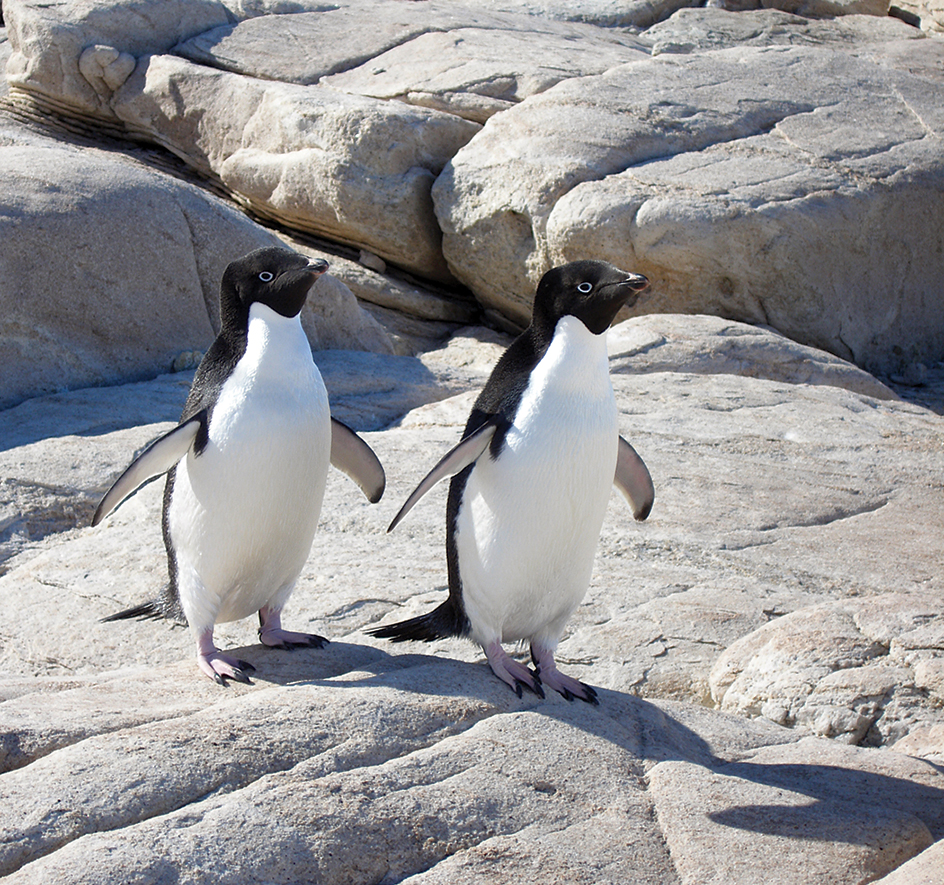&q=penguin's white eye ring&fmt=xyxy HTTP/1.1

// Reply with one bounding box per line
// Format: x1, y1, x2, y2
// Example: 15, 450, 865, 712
259, 271, 274, 283
577, 282, 593, 294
